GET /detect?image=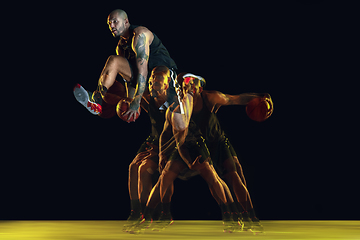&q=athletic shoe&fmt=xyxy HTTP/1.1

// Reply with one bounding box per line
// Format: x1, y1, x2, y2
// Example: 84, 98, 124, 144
242, 216, 264, 233
127, 216, 152, 234
222, 212, 235, 233
232, 219, 244, 232
123, 210, 142, 232
152, 211, 174, 231
249, 217, 264, 233
73, 84, 102, 115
